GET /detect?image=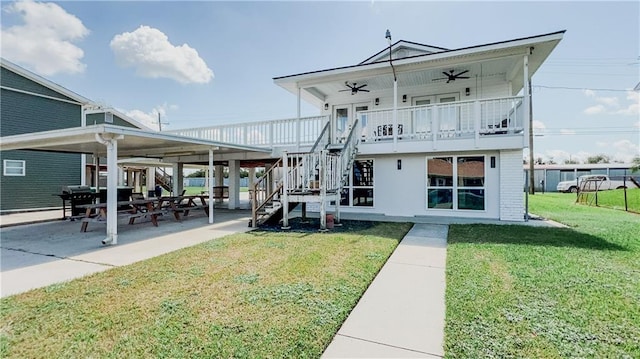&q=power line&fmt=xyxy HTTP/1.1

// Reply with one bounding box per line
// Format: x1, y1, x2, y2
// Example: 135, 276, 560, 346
533, 85, 631, 92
